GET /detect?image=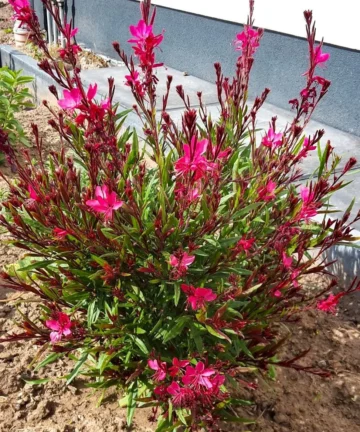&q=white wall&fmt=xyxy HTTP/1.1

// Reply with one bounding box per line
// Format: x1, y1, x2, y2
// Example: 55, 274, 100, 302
150, 0, 359, 50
